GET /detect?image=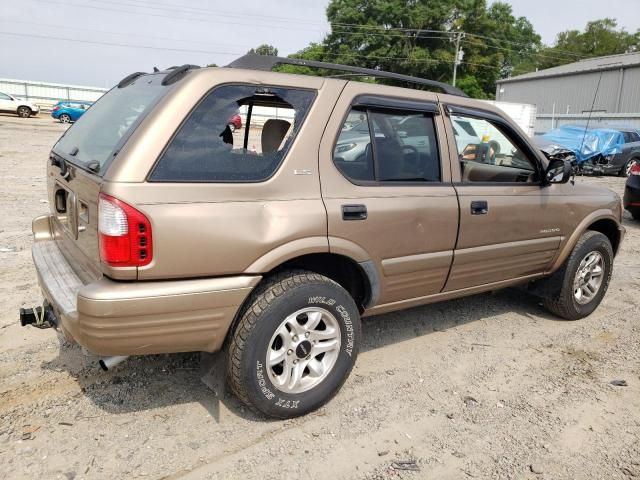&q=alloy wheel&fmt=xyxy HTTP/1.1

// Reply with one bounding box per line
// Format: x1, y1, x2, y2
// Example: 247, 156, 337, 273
266, 307, 341, 394
573, 251, 604, 305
